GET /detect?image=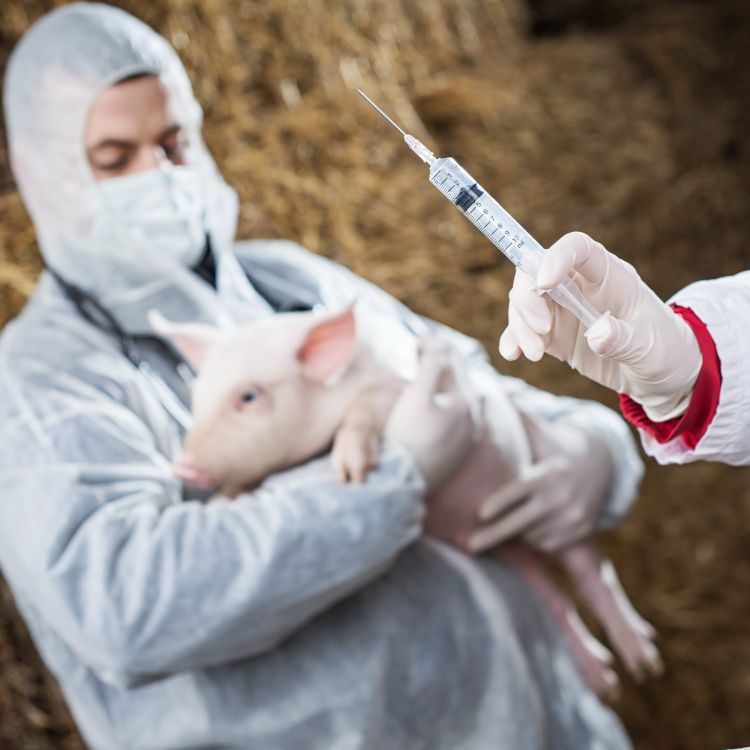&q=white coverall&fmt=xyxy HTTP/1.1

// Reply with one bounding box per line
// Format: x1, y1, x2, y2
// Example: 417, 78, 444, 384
0, 4, 642, 749
639, 272, 750, 466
